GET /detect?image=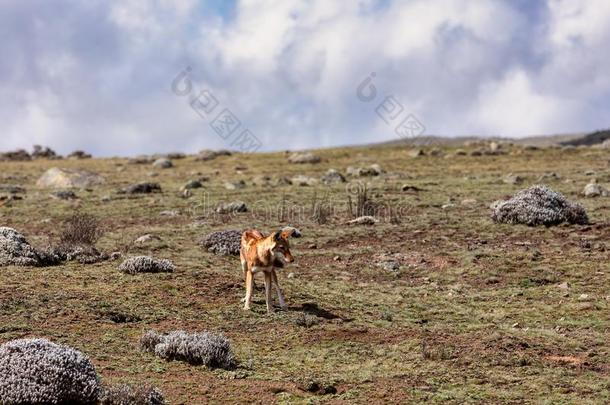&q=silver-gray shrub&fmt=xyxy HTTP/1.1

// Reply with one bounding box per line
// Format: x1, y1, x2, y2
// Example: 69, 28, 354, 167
140, 330, 236, 369
118, 256, 175, 274
199, 230, 241, 256
491, 184, 588, 226
0, 338, 100, 404
99, 383, 165, 405
0, 227, 45, 267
